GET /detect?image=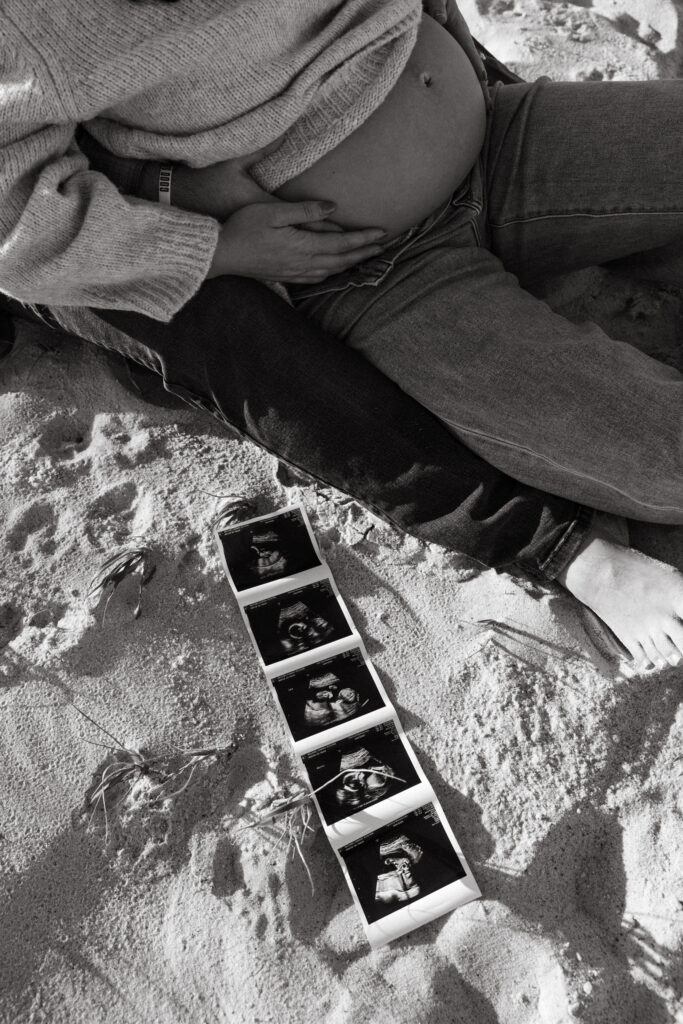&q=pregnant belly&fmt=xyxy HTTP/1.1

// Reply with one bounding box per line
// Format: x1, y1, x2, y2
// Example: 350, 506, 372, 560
276, 13, 487, 240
